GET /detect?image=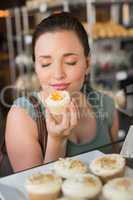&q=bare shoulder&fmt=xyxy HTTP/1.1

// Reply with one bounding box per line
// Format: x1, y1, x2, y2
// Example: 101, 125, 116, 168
6, 106, 38, 140
5, 106, 42, 172
5, 106, 38, 151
